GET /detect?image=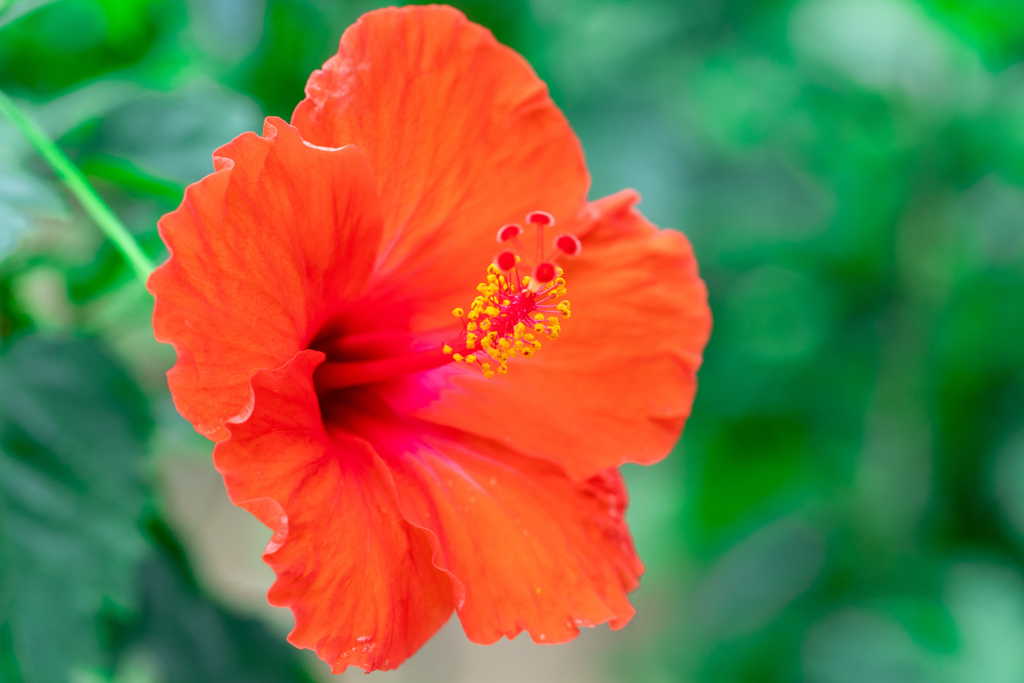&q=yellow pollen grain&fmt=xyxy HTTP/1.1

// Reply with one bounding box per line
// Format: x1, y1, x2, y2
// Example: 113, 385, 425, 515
442, 344, 453, 355
453, 307, 464, 318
